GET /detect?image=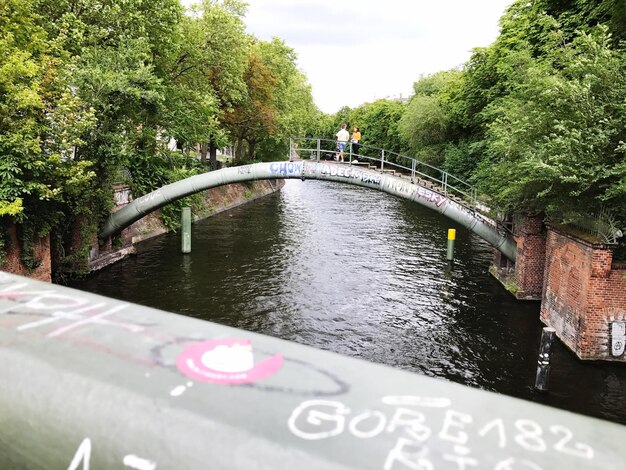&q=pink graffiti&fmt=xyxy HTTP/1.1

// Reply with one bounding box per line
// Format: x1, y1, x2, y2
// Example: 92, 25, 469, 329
177, 338, 283, 384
